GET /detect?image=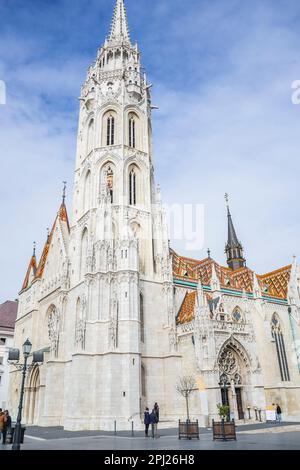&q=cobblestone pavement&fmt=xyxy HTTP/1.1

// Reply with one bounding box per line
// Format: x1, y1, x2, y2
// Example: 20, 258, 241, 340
1, 422, 299, 450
